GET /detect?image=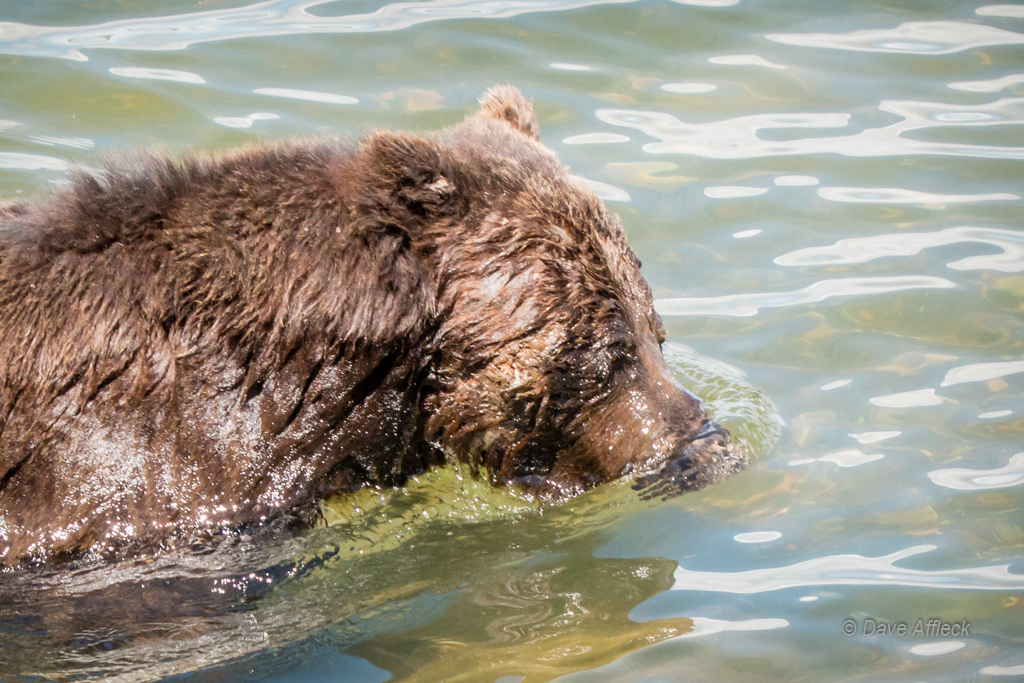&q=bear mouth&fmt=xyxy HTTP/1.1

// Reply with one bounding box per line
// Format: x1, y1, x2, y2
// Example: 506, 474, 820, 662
631, 419, 748, 501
